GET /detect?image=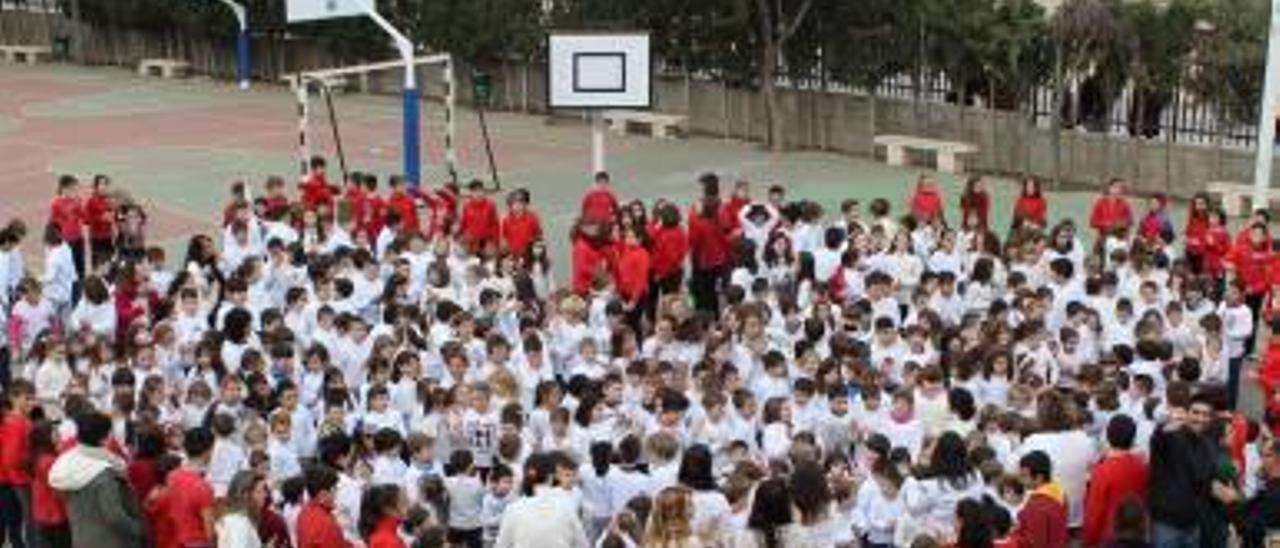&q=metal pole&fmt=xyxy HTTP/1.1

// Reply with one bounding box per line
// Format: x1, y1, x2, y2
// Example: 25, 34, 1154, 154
216, 0, 249, 90
477, 104, 501, 191
591, 111, 606, 174
1253, 0, 1280, 206
445, 55, 458, 183
296, 80, 309, 176
350, 0, 419, 187
321, 84, 349, 182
